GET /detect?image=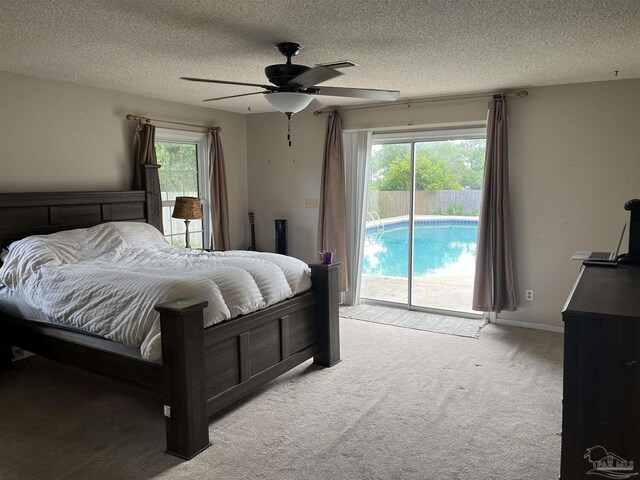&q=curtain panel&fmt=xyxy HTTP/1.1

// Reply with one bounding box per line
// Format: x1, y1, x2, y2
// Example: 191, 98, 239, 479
472, 96, 517, 312
343, 131, 373, 305
209, 130, 231, 251
317, 112, 348, 291
132, 122, 163, 233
